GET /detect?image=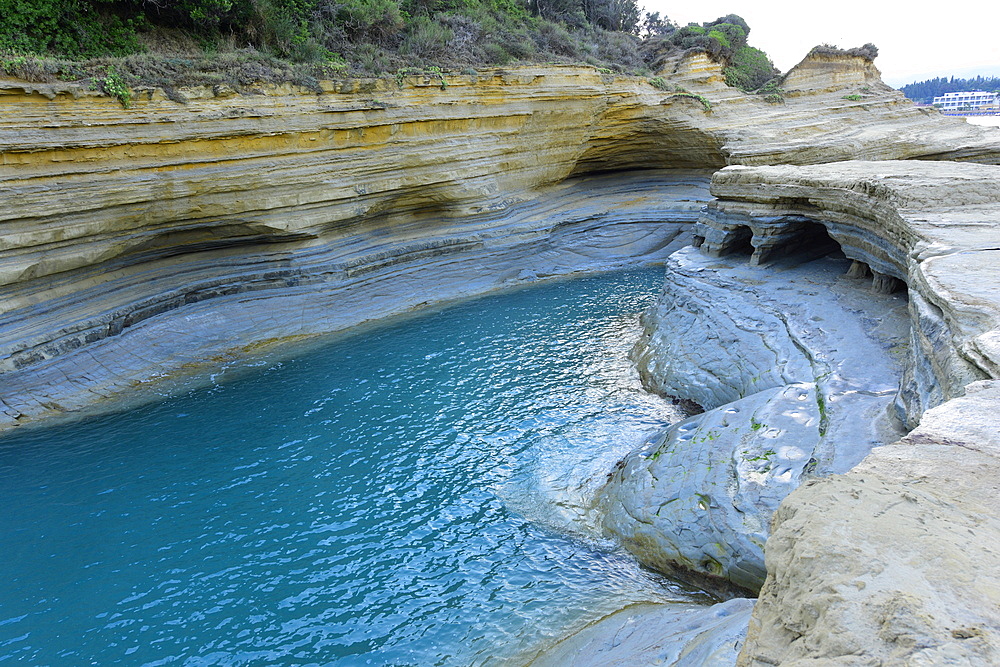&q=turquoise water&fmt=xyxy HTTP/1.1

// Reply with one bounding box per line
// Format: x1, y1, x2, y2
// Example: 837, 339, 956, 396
0, 269, 702, 666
